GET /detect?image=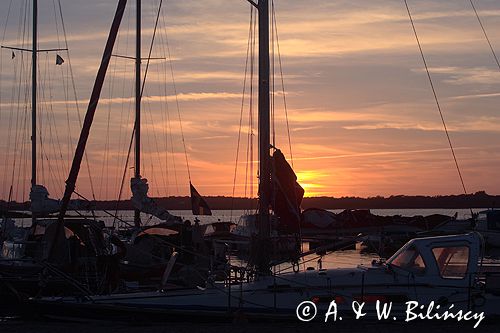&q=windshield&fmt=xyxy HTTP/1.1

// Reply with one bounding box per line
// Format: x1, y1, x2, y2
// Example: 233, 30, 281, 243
432, 246, 469, 279
389, 245, 426, 275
